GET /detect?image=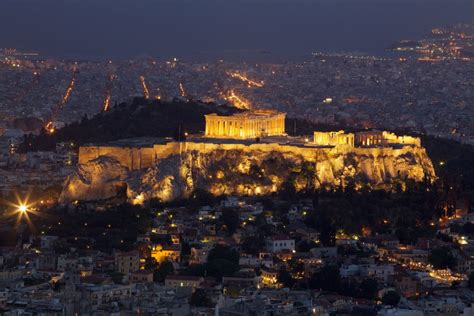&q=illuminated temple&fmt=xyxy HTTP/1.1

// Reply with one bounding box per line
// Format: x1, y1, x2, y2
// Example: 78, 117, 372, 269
65, 107, 434, 204
204, 109, 286, 139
